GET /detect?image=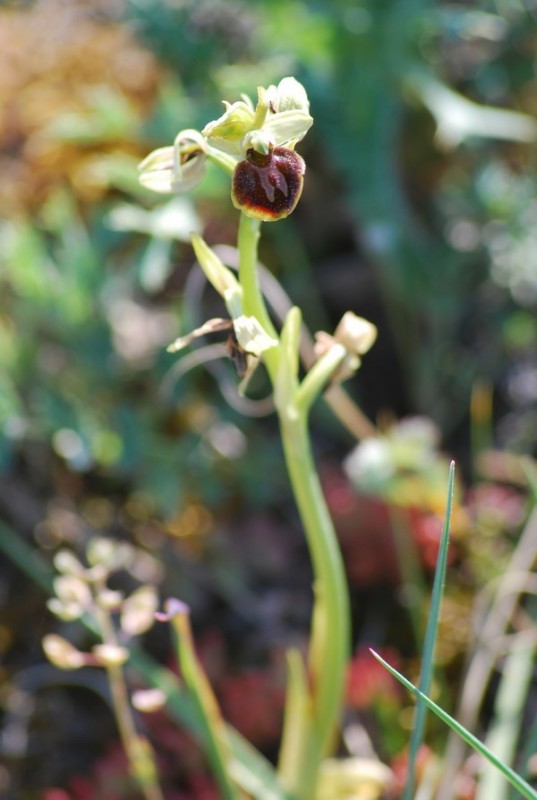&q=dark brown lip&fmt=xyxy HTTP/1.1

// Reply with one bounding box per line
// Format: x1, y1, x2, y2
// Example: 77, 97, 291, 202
232, 146, 305, 221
